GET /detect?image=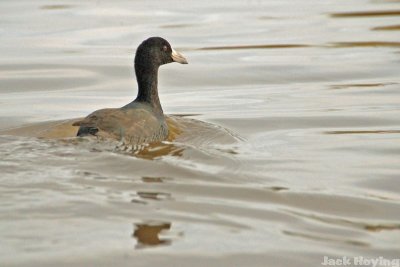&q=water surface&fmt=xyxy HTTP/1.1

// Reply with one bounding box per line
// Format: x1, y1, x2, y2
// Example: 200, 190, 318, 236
0, 0, 400, 266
